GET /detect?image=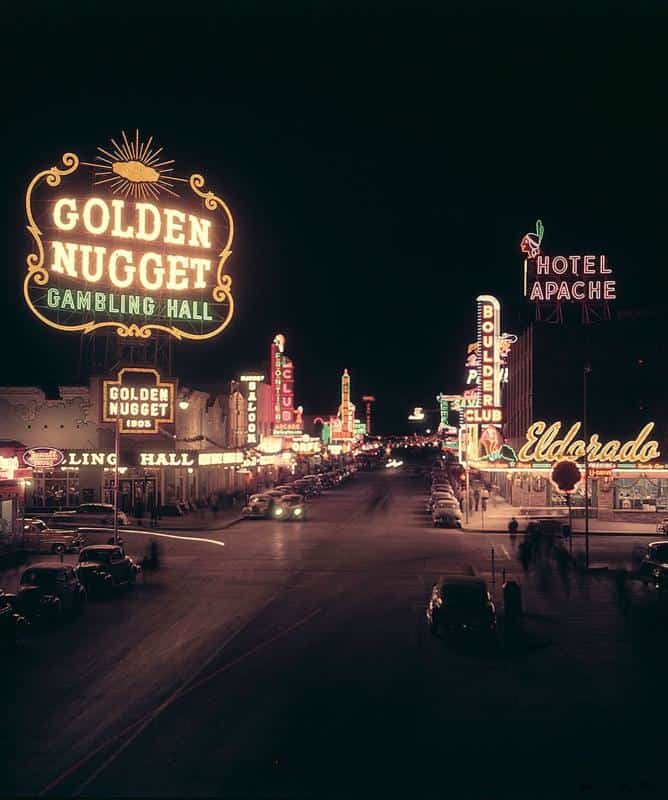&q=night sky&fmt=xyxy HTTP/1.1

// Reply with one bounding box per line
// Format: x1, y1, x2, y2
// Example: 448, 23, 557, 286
2, 4, 667, 433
